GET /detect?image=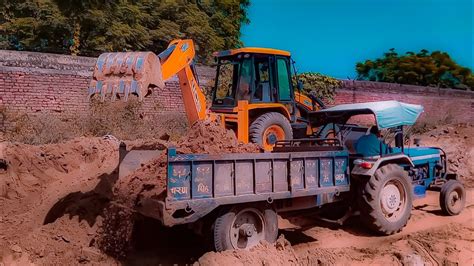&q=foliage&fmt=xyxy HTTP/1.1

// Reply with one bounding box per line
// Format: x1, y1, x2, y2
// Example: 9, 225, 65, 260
356, 48, 474, 90
293, 72, 341, 102
0, 0, 250, 61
